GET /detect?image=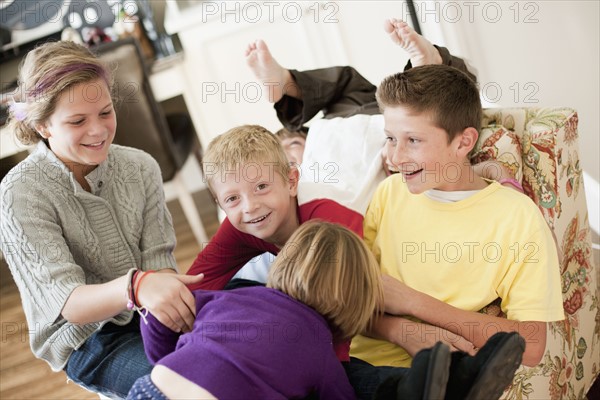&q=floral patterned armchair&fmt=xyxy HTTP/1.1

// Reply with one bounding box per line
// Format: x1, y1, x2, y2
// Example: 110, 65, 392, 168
474, 107, 599, 399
